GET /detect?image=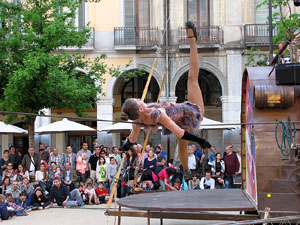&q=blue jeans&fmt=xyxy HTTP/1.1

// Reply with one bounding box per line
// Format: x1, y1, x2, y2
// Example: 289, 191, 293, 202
159, 180, 166, 190
15, 209, 24, 216
225, 174, 236, 189
39, 181, 47, 193
65, 189, 84, 207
